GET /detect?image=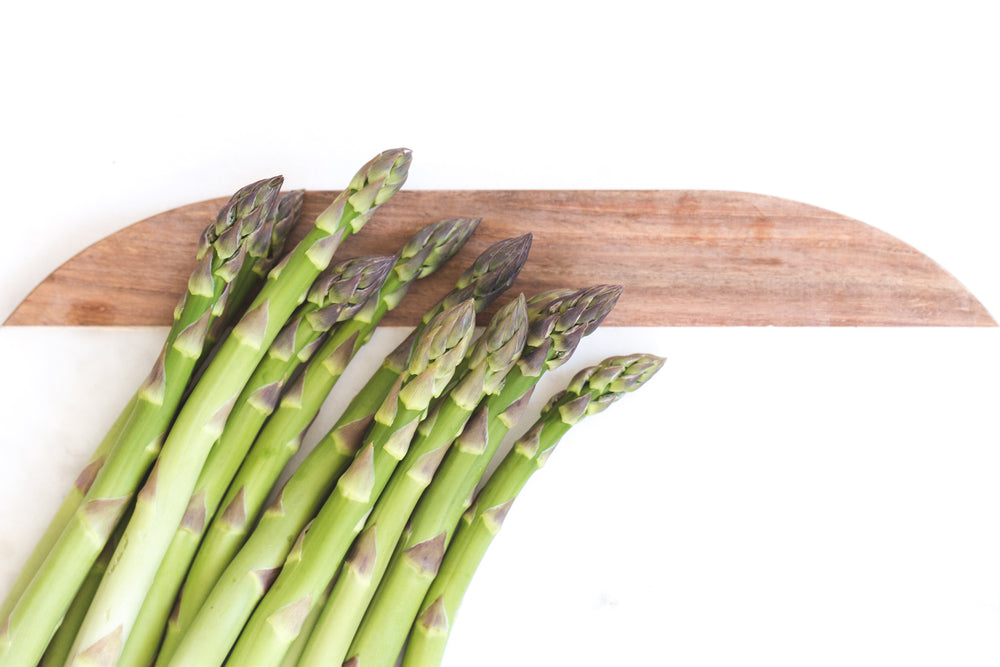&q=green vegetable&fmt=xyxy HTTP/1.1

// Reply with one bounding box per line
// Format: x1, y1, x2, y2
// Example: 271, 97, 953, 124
155, 217, 480, 665
119, 253, 396, 667
399, 353, 665, 667
345, 285, 625, 667
62, 149, 411, 667
297, 294, 528, 667
0, 175, 285, 667
171, 300, 476, 667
